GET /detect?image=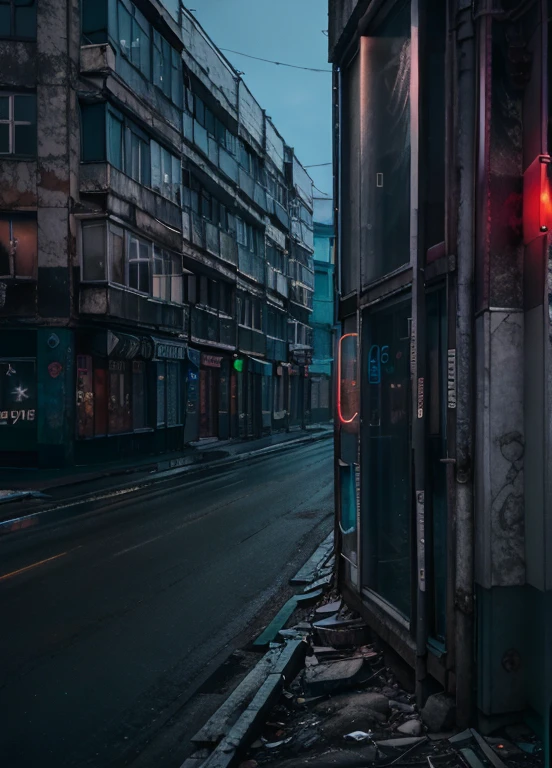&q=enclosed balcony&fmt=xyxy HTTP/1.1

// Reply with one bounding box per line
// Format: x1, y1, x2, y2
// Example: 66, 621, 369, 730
238, 326, 266, 356
80, 283, 189, 332
190, 306, 236, 349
